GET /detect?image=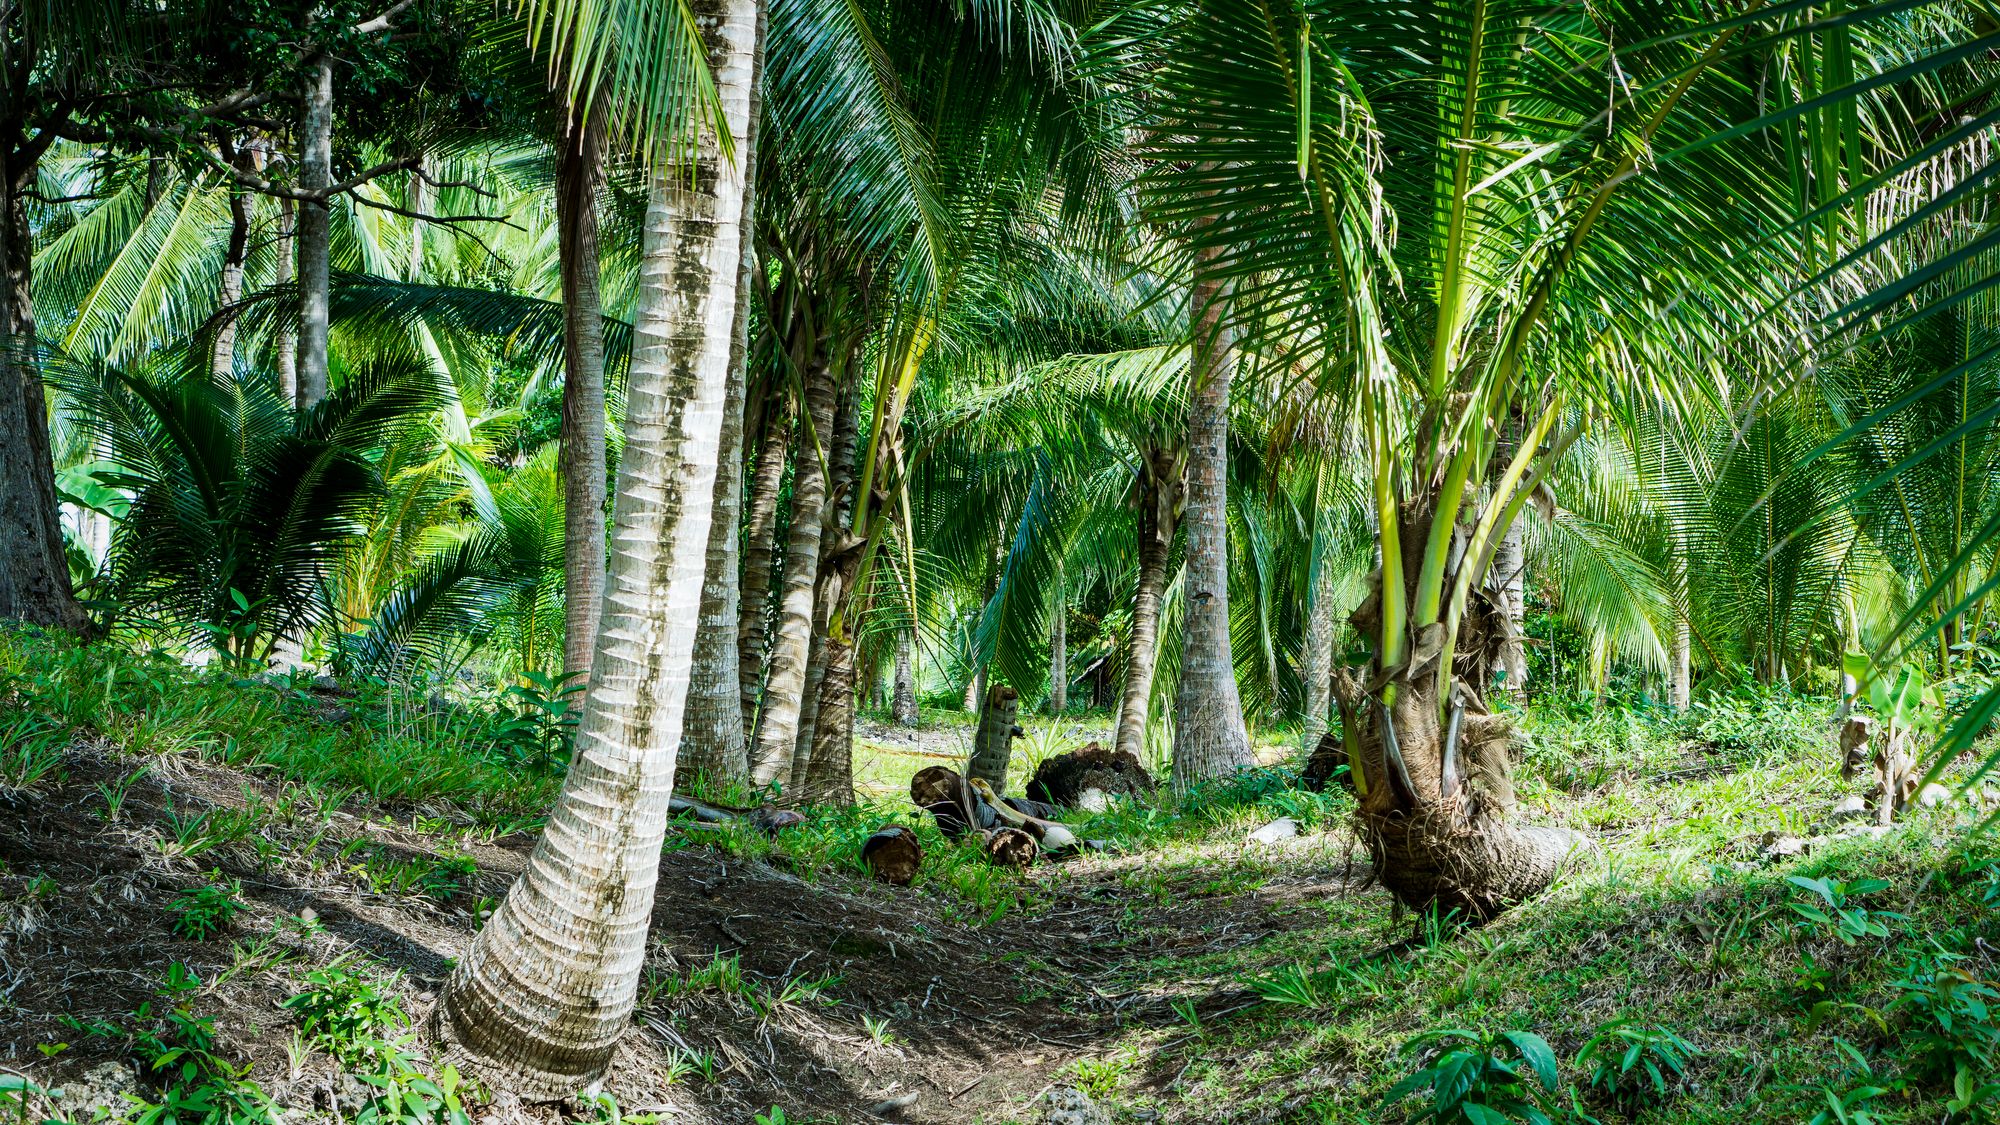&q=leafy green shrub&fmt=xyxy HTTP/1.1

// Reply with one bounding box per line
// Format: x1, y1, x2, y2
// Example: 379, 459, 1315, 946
1887, 955, 2000, 1115
283, 955, 408, 1066
1574, 1019, 1698, 1112
169, 875, 246, 941
60, 965, 274, 1125
352, 1041, 472, 1125
1382, 1028, 1559, 1124
492, 670, 583, 770
351, 847, 477, 901
1779, 876, 1900, 945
